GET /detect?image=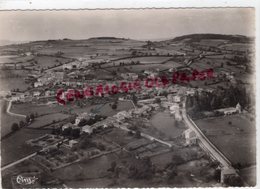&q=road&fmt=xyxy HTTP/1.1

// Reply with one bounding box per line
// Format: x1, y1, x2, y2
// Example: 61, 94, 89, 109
1, 152, 37, 171
181, 97, 232, 168
5, 99, 26, 118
